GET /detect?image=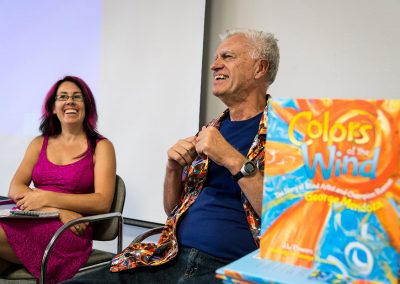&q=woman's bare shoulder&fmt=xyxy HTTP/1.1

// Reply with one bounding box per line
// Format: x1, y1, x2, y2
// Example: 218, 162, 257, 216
96, 138, 114, 150
22, 136, 45, 158
30, 136, 44, 149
